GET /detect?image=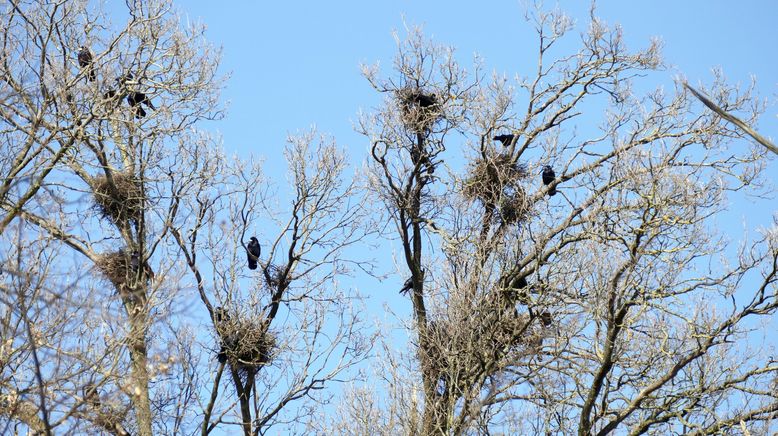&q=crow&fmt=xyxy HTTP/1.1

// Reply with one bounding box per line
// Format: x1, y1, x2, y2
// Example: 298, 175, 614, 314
405, 90, 437, 108
493, 134, 517, 147
399, 276, 413, 294
115, 74, 155, 118
400, 269, 425, 294
77, 46, 96, 82
130, 250, 141, 272
214, 306, 230, 324
502, 275, 529, 305
127, 91, 155, 118
247, 237, 261, 270
542, 165, 557, 196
